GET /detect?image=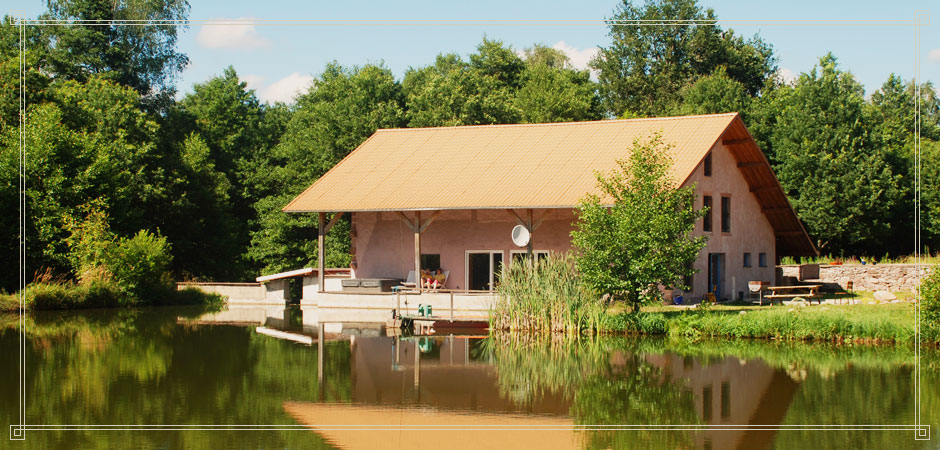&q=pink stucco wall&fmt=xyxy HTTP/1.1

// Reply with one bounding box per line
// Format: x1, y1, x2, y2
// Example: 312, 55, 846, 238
683, 141, 777, 298
349, 140, 777, 300
352, 209, 576, 290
